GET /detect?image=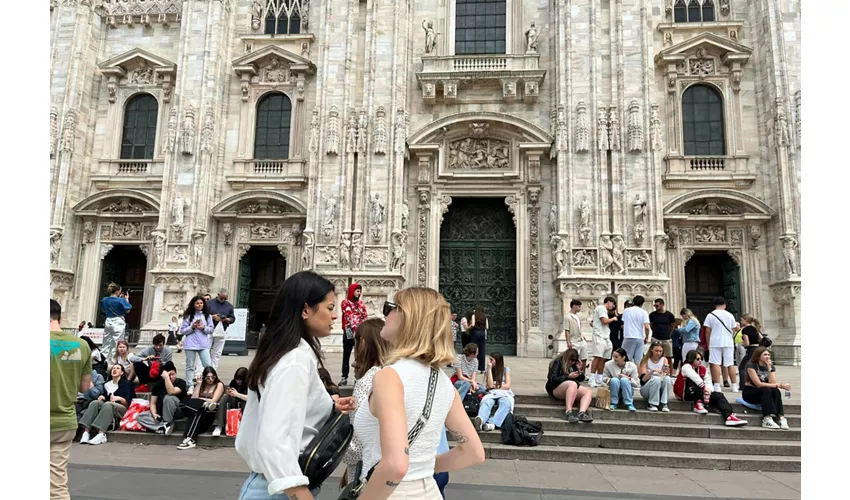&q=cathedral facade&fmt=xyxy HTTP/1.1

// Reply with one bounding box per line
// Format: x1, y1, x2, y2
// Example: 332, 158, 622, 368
49, 1, 802, 363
